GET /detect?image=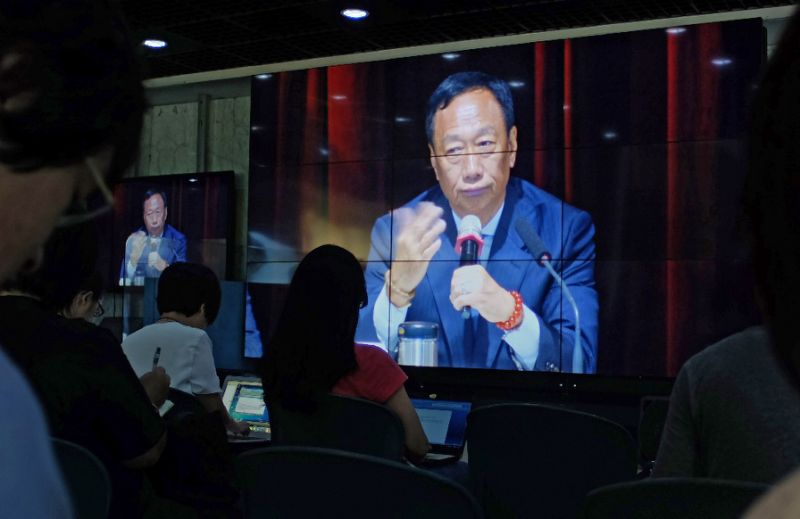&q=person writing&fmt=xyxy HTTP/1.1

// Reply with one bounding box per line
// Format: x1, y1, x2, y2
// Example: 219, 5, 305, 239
121, 189, 187, 285
0, 223, 176, 517
122, 262, 250, 436
356, 71, 598, 372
